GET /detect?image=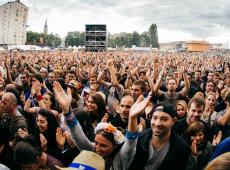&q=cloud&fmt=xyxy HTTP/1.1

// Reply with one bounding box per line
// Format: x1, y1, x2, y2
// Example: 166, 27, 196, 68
1, 0, 229, 42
